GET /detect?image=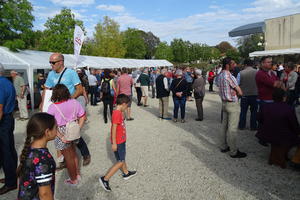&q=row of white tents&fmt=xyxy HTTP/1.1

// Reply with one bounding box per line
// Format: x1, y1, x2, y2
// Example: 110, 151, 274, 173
0, 46, 173, 110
